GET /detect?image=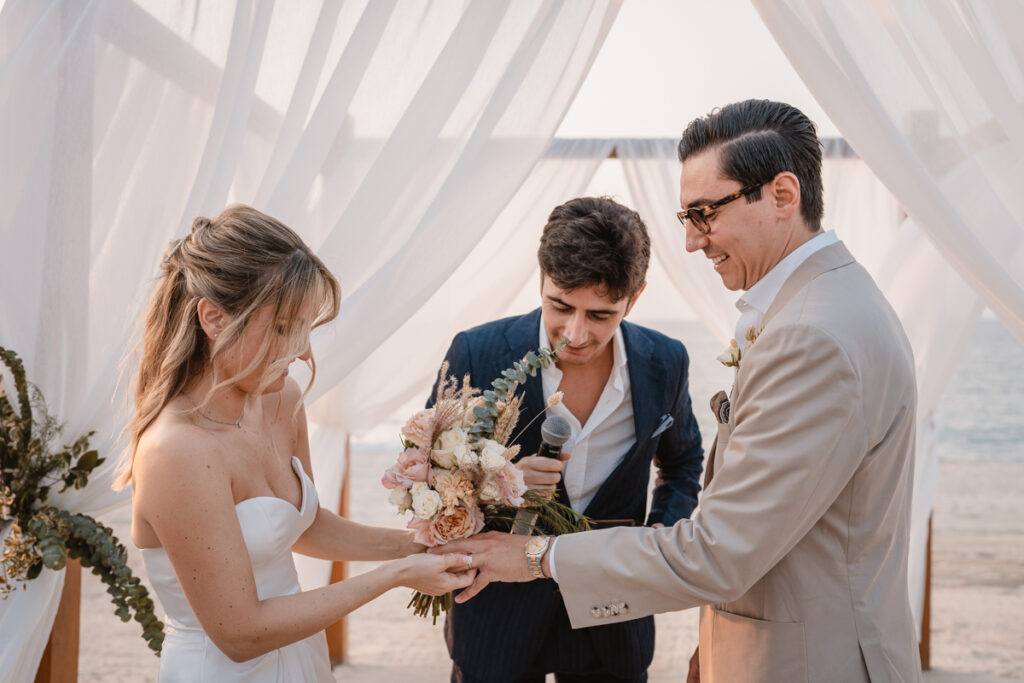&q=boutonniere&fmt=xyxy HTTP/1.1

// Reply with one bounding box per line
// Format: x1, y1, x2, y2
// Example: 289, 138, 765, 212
717, 324, 765, 368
